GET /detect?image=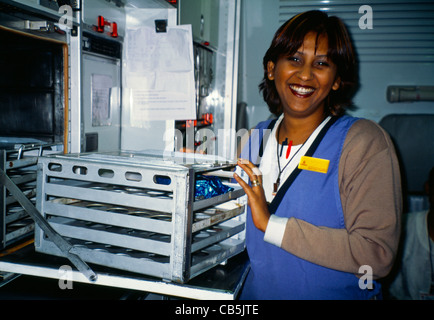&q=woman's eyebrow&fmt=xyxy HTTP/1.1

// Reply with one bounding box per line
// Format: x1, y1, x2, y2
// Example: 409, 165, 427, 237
295, 51, 328, 58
